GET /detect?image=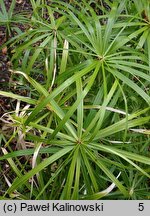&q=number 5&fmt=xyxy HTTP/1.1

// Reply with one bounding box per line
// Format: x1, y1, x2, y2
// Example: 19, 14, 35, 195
138, 203, 144, 211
